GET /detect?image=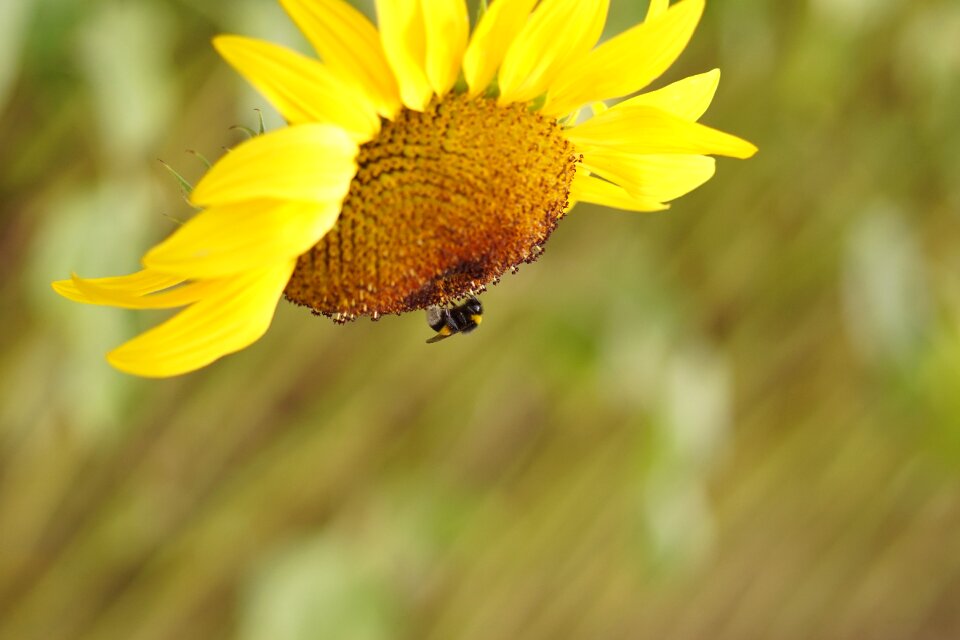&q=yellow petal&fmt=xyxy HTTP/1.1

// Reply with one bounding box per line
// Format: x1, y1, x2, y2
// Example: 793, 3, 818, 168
376, 0, 433, 110
213, 36, 379, 141
65, 275, 217, 309
582, 152, 716, 203
144, 200, 341, 279
463, 0, 538, 97
544, 0, 704, 115
567, 105, 758, 158
107, 260, 296, 378
423, 0, 469, 96
190, 124, 358, 207
616, 69, 720, 121
53, 269, 183, 302
279, 0, 401, 117
647, 0, 670, 20
498, 0, 609, 104
570, 171, 668, 212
